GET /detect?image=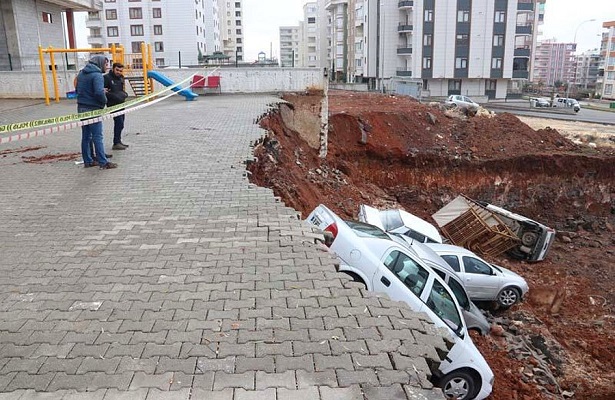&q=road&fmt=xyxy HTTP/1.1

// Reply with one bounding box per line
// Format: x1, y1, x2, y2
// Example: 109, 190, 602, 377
486, 103, 615, 125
